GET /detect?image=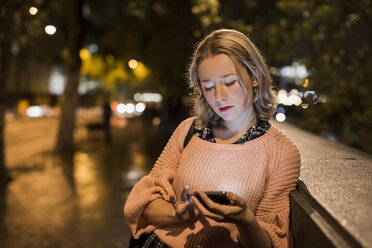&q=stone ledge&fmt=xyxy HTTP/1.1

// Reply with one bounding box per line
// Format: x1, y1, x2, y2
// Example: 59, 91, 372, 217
290, 181, 362, 247
273, 121, 372, 248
